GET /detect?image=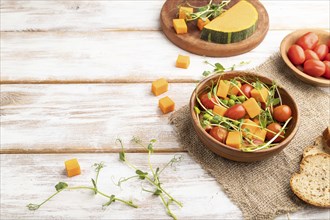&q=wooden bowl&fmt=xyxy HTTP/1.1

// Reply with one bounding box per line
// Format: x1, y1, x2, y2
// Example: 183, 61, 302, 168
160, 0, 269, 57
189, 71, 300, 162
280, 29, 330, 87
